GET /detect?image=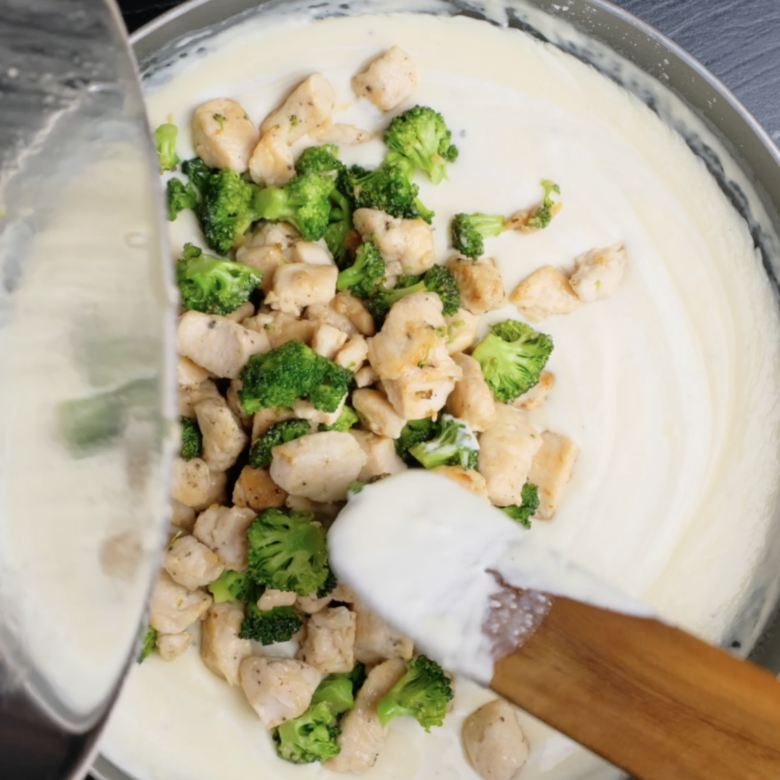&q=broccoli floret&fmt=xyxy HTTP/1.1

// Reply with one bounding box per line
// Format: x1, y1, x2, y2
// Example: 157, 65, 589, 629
154, 123, 180, 172
317, 568, 338, 598
319, 405, 359, 432
247, 508, 329, 595
181, 157, 212, 193
137, 626, 157, 664
451, 213, 506, 259
395, 418, 438, 463
208, 570, 252, 603
199, 169, 261, 256
347, 474, 390, 499
471, 320, 554, 402
239, 340, 352, 414
324, 189, 354, 270
384, 106, 458, 184
527, 179, 561, 230
167, 178, 198, 221
367, 264, 460, 324
337, 241, 386, 299
296, 144, 344, 176
254, 174, 334, 242
249, 419, 312, 468
180, 416, 202, 460
377, 655, 453, 731
501, 482, 540, 529
409, 413, 478, 470
240, 604, 304, 644
312, 664, 366, 715
176, 242, 261, 315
